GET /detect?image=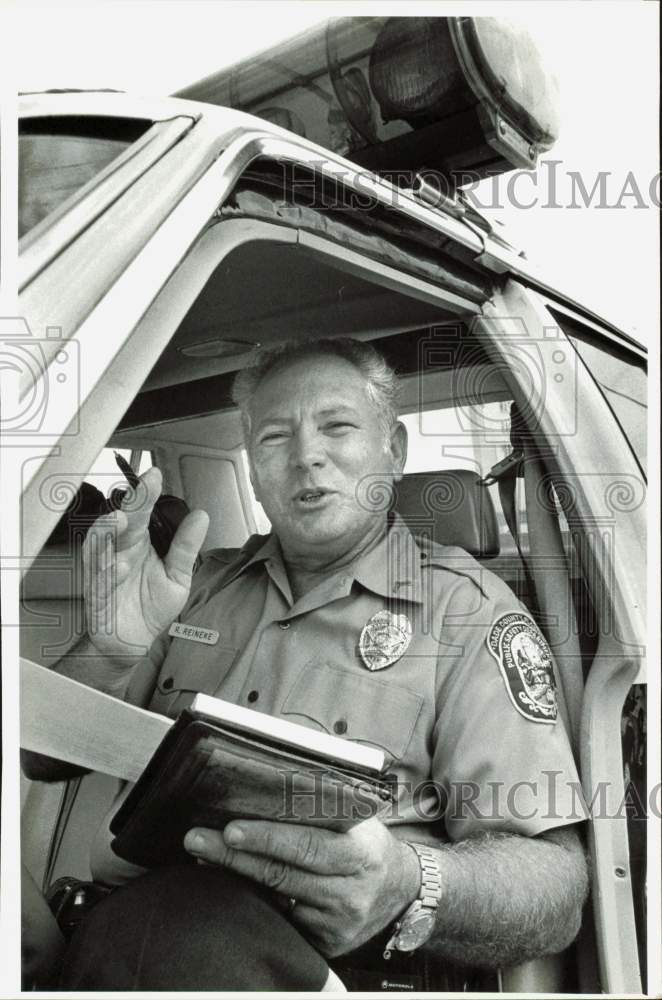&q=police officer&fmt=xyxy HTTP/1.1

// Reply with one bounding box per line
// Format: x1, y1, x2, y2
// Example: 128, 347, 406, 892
41, 339, 588, 990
